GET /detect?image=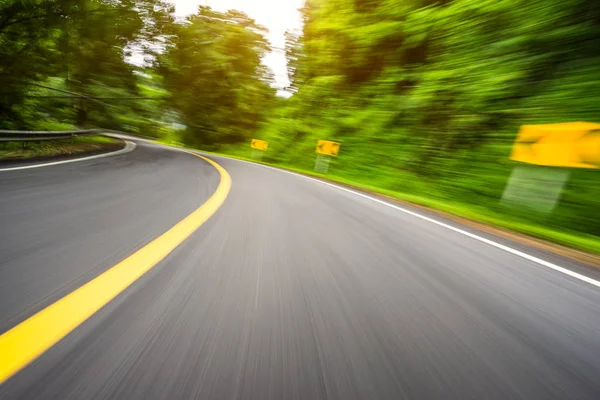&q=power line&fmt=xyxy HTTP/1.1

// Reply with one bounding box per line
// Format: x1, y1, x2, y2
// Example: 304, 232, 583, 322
27, 83, 120, 109
17, 95, 168, 100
